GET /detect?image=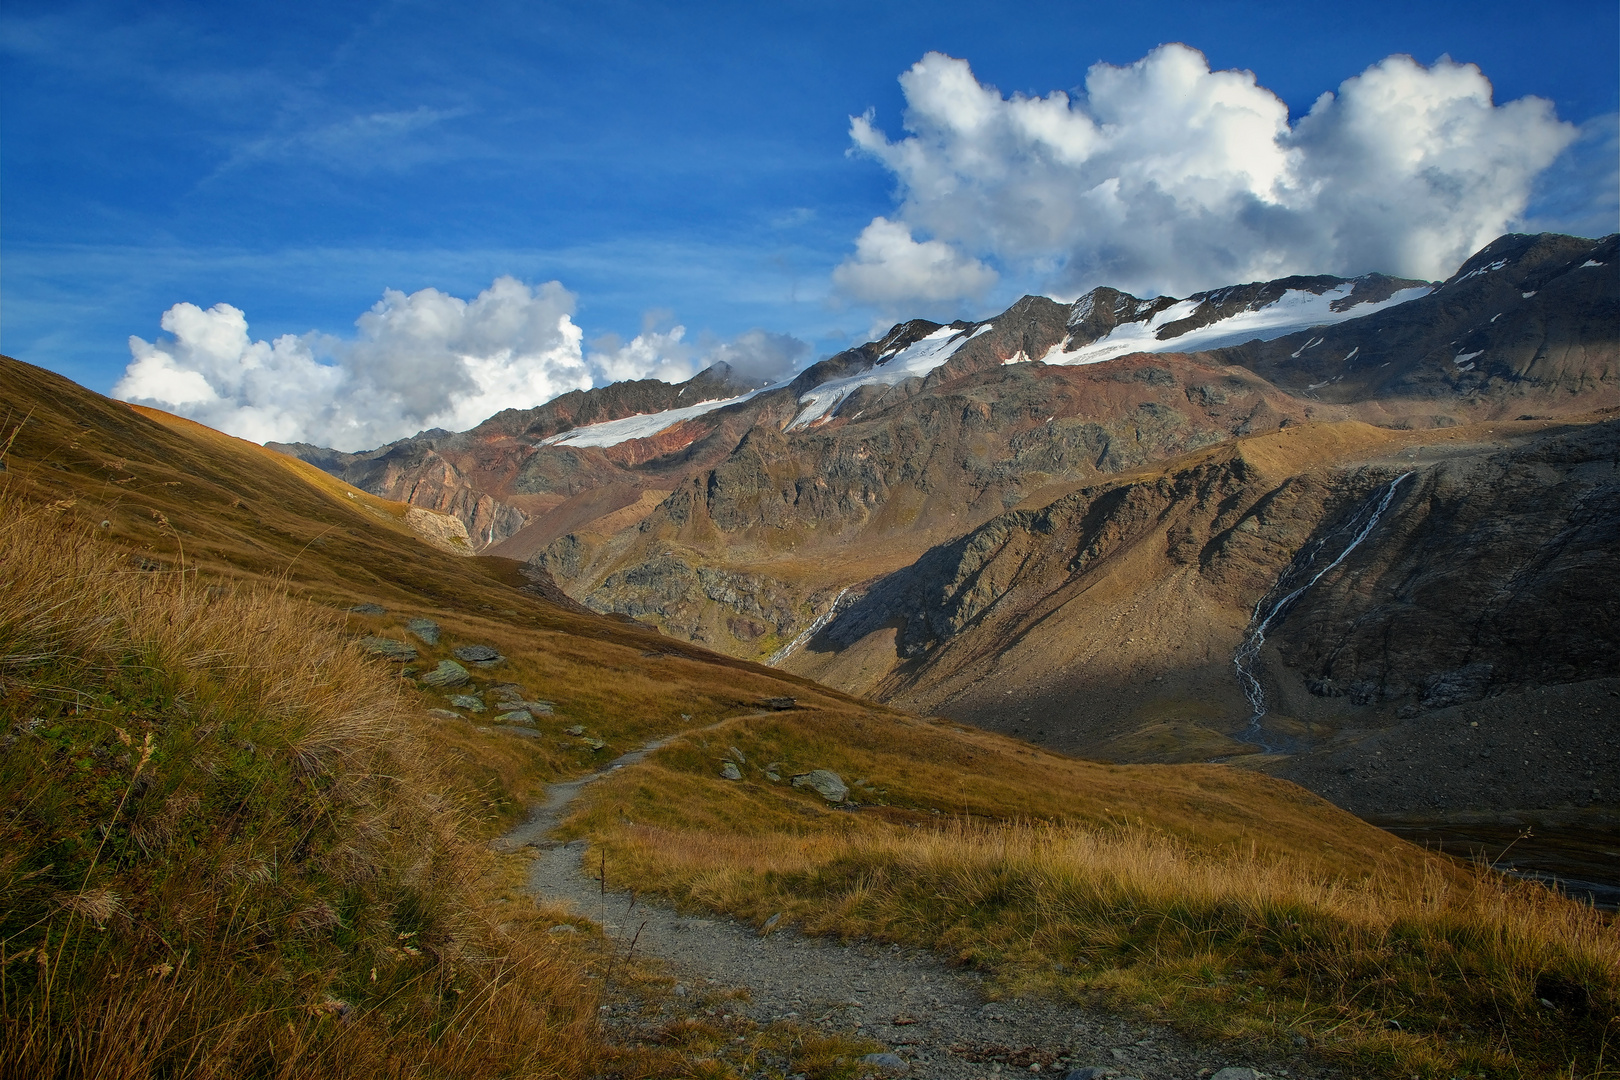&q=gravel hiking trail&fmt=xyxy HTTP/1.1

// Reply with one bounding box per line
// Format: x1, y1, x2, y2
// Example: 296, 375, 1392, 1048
505, 738, 1339, 1080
